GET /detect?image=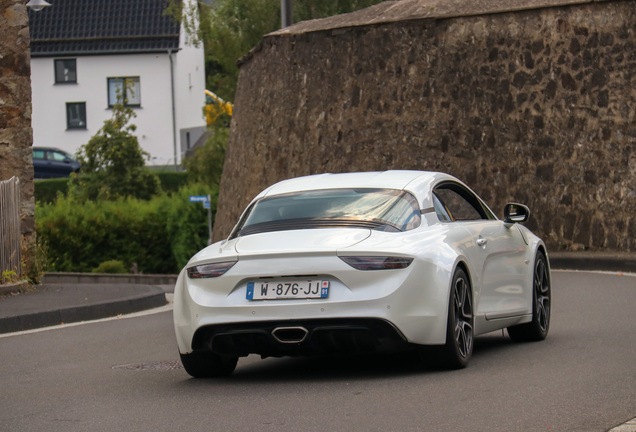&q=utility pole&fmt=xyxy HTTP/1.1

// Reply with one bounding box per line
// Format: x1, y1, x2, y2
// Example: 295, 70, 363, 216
281, 0, 292, 28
